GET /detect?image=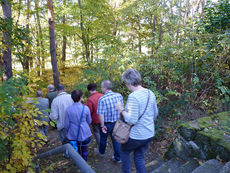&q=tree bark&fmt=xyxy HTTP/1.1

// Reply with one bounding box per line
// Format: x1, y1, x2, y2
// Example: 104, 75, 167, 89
36, 30, 41, 76
1, 0, 12, 81
150, 14, 156, 56
138, 17, 142, 54
62, 0, 66, 63
25, 0, 30, 72
184, 0, 190, 25
35, 0, 45, 74
78, 0, 89, 65
47, 0, 60, 88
